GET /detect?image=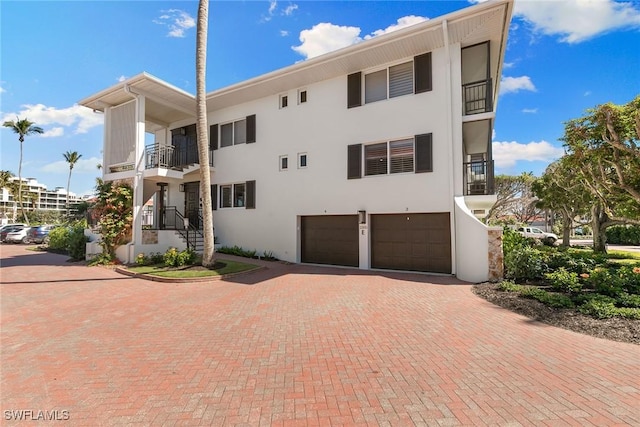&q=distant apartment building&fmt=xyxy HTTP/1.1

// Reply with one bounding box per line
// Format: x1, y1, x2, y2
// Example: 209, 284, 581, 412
0, 177, 82, 222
